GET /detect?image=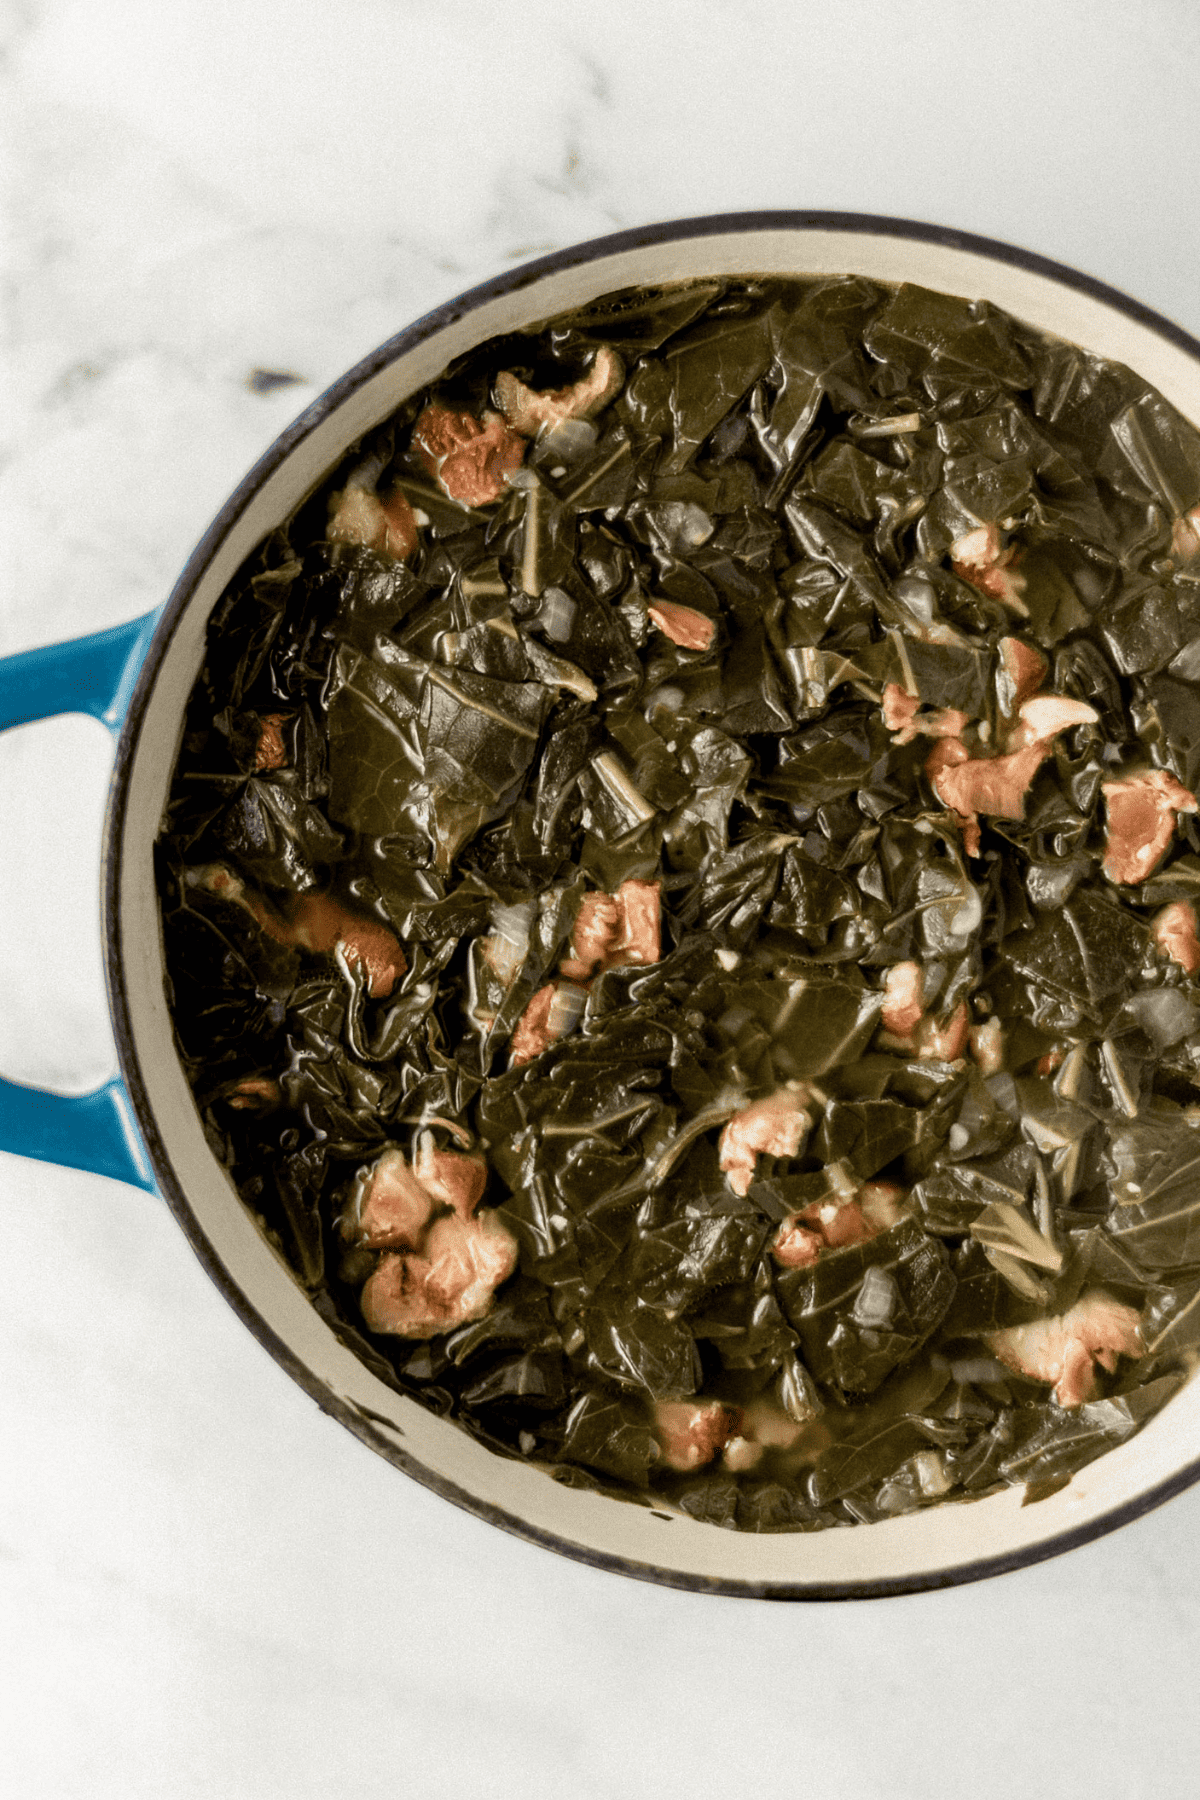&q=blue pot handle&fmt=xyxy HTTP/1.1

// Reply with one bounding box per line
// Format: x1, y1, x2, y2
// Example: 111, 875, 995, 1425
0, 612, 162, 1191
